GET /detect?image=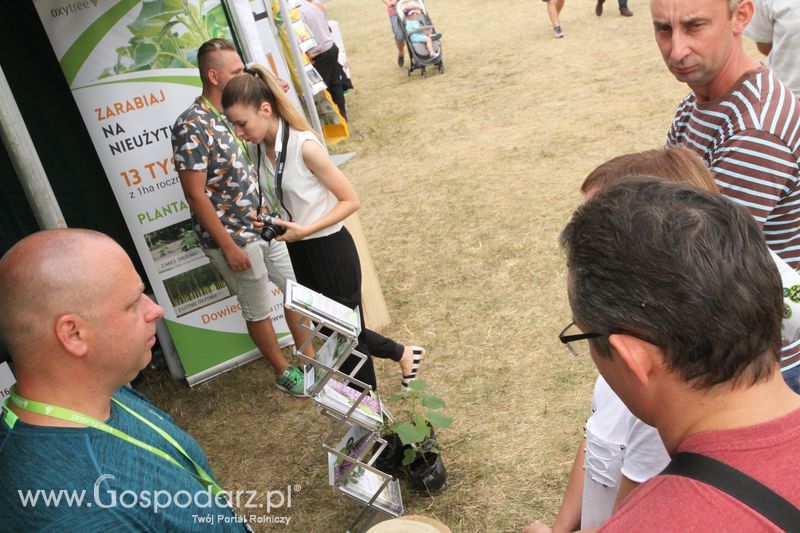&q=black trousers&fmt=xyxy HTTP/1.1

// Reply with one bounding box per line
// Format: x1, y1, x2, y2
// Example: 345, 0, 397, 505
287, 228, 403, 391
312, 44, 348, 120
